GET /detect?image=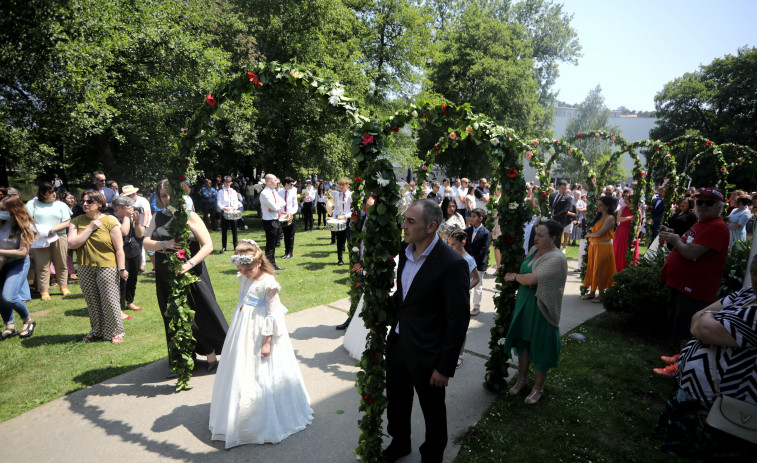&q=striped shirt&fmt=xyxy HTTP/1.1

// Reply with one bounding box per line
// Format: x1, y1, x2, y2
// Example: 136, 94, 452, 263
678, 287, 757, 406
